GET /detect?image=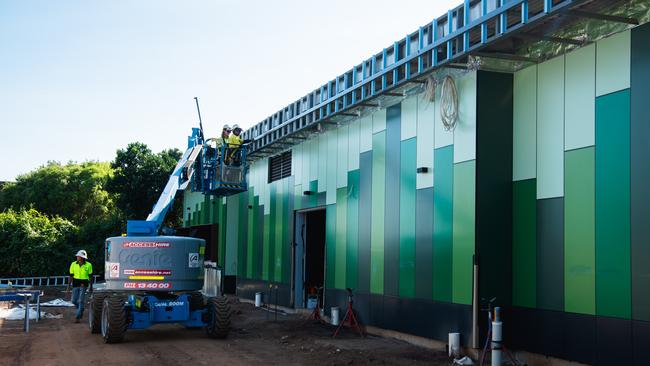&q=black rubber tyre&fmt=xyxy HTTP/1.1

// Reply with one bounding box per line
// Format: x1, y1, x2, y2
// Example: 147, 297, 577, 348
101, 296, 127, 344
206, 296, 231, 339
188, 291, 205, 311
88, 292, 108, 334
